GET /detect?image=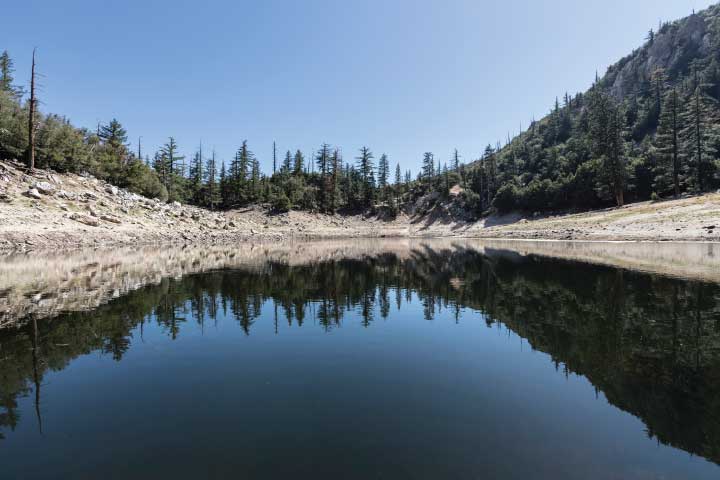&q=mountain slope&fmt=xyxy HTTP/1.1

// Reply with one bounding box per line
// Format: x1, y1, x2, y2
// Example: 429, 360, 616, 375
460, 3, 720, 214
